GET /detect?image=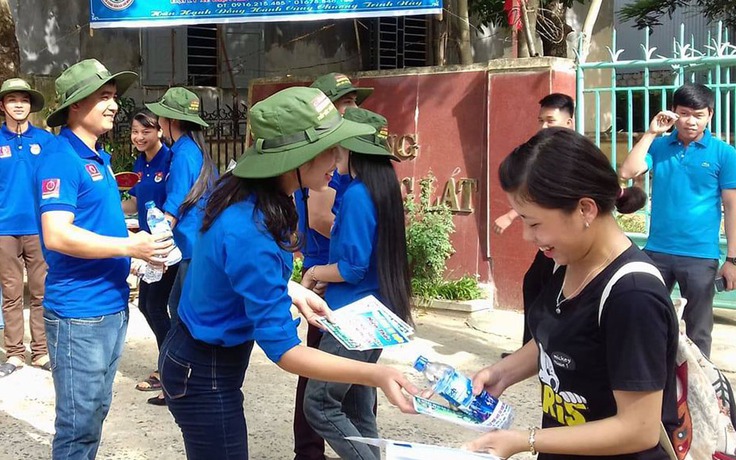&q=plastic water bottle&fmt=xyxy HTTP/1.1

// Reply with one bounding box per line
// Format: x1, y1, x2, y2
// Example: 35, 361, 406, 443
141, 201, 182, 284
414, 356, 514, 429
